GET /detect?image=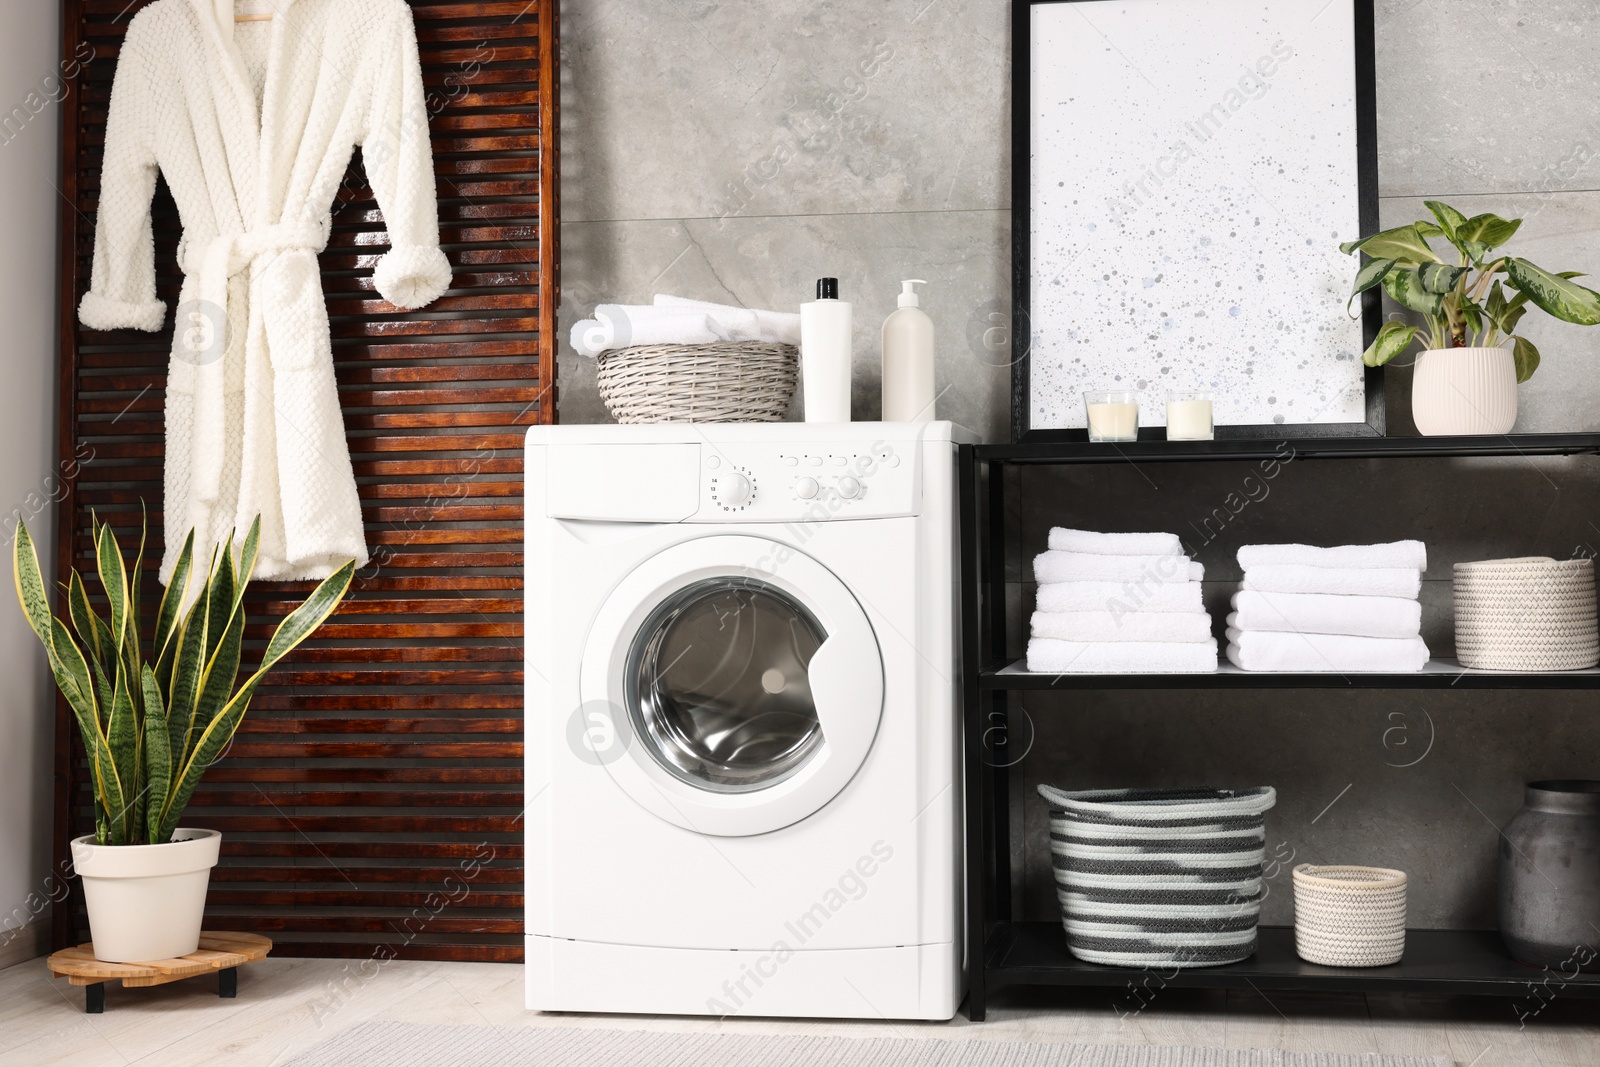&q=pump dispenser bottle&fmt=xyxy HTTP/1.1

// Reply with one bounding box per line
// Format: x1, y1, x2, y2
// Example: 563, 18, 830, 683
881, 279, 935, 422
800, 277, 853, 422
